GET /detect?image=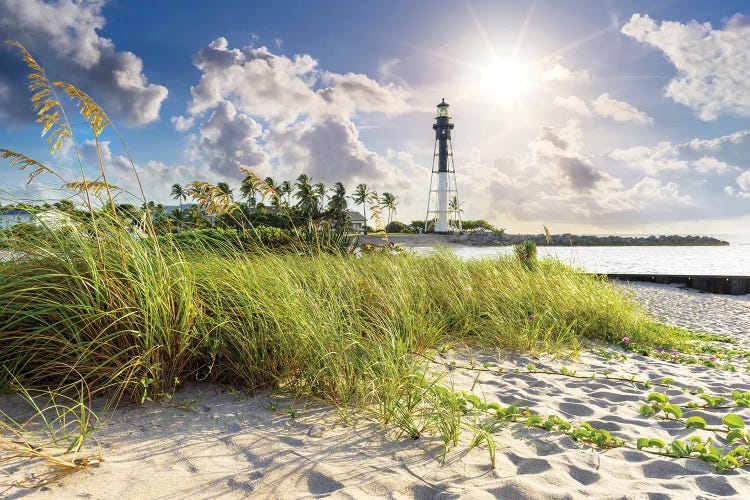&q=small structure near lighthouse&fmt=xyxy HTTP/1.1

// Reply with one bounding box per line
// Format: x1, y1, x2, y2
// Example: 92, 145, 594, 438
424, 98, 462, 234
